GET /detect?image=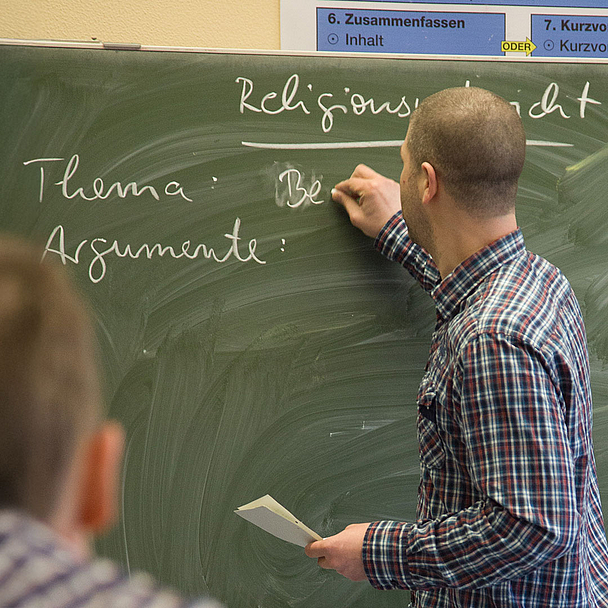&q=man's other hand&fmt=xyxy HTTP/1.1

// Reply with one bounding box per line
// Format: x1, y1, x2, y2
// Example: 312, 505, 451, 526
304, 523, 370, 582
